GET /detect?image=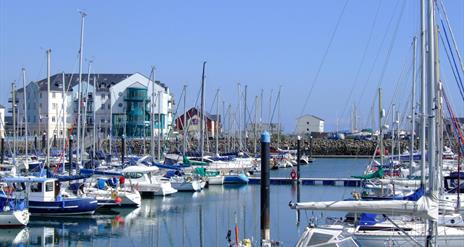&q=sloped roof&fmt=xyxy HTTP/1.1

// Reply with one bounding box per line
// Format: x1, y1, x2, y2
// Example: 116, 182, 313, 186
0, 104, 4, 109
16, 73, 167, 92
297, 114, 324, 121
176, 107, 220, 122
